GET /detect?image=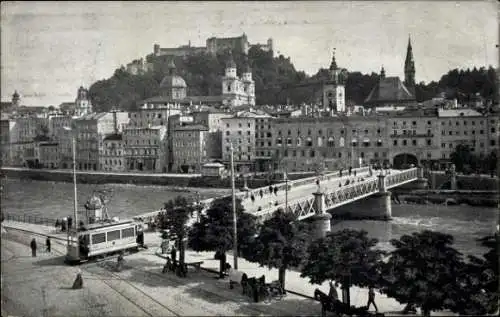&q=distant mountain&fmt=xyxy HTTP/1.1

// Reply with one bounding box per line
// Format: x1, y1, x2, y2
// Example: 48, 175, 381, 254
88, 47, 498, 112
